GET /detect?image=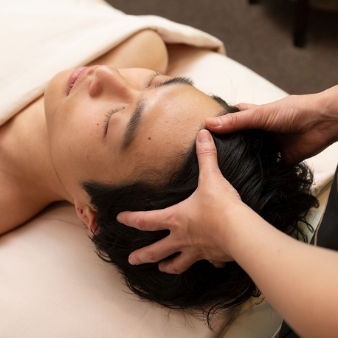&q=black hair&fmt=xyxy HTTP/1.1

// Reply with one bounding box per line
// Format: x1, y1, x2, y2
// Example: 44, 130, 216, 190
83, 99, 318, 327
